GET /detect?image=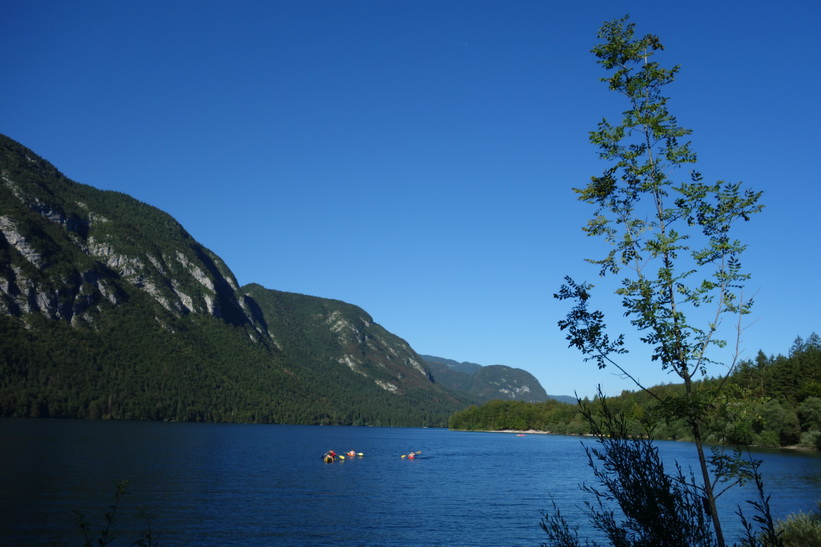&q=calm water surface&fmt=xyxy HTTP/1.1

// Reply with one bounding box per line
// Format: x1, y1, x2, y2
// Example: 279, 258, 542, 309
1, 419, 819, 545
